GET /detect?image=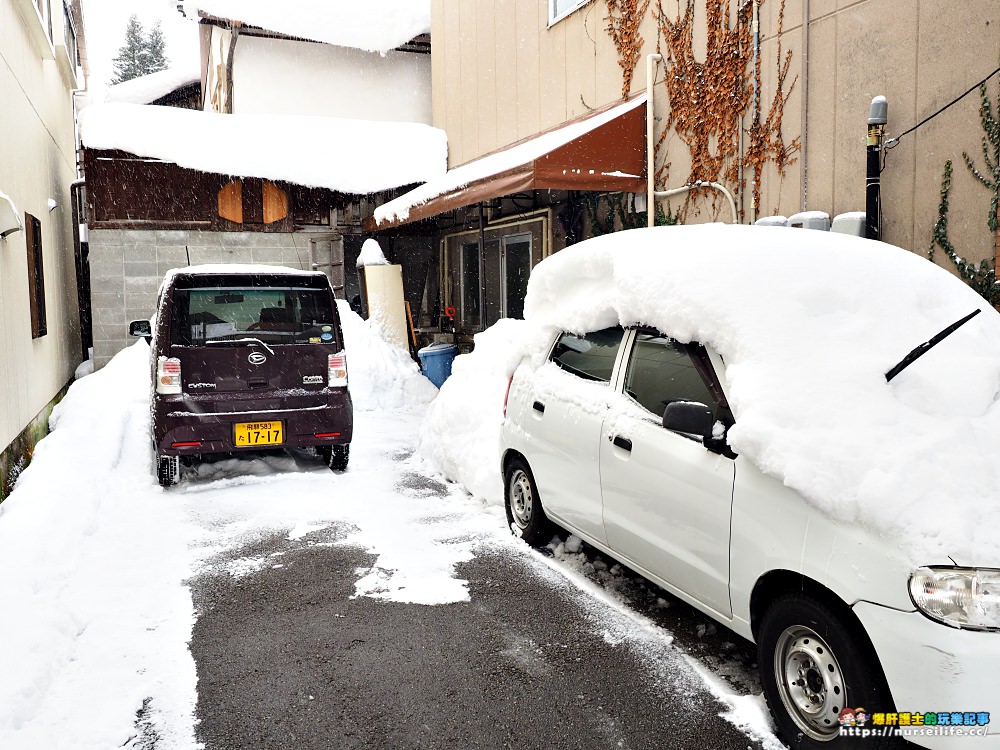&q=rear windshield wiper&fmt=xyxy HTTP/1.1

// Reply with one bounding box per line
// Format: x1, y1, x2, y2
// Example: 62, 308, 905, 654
205, 337, 275, 356
885, 309, 981, 383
